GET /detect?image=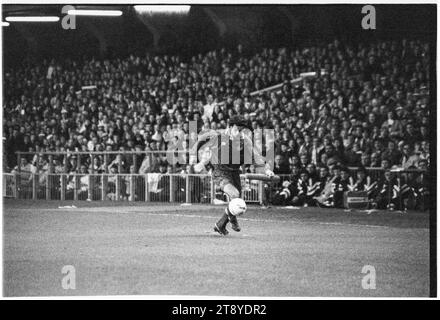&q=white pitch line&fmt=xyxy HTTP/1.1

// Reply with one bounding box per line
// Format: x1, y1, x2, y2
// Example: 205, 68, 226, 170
138, 212, 401, 229
11, 207, 426, 230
